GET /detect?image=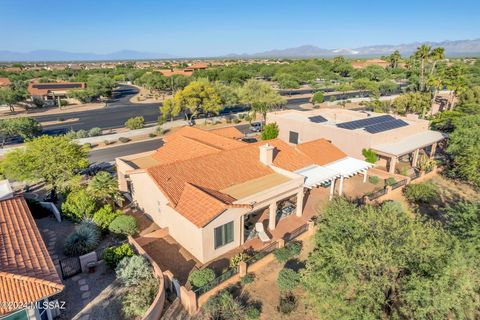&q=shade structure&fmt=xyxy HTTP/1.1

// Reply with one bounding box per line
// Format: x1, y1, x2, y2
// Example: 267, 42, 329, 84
323, 157, 374, 178
295, 165, 340, 188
